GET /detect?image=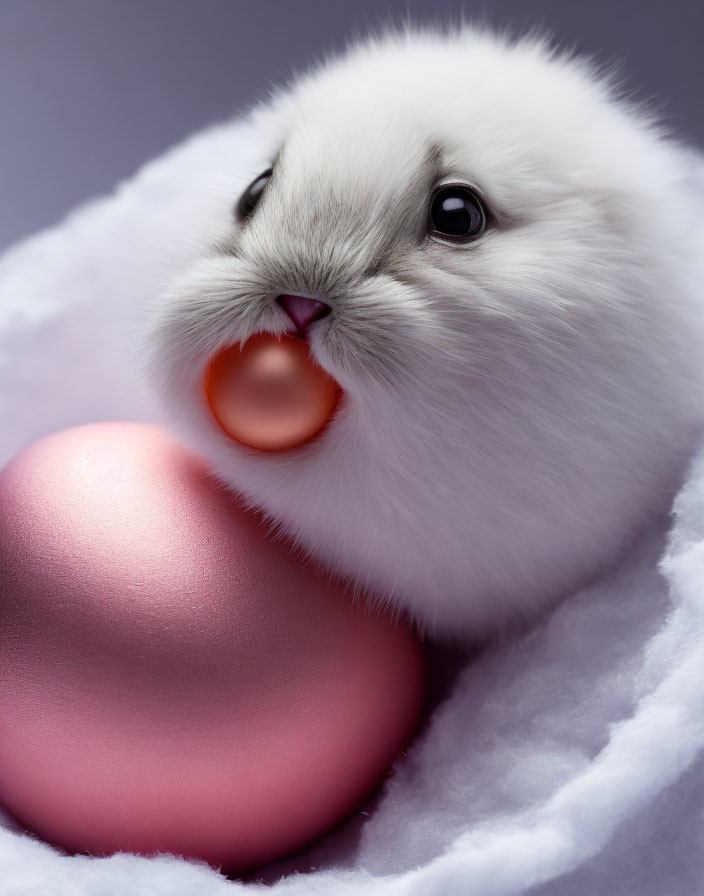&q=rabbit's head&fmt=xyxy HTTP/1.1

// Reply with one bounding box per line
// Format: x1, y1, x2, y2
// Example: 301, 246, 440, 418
148, 30, 704, 639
